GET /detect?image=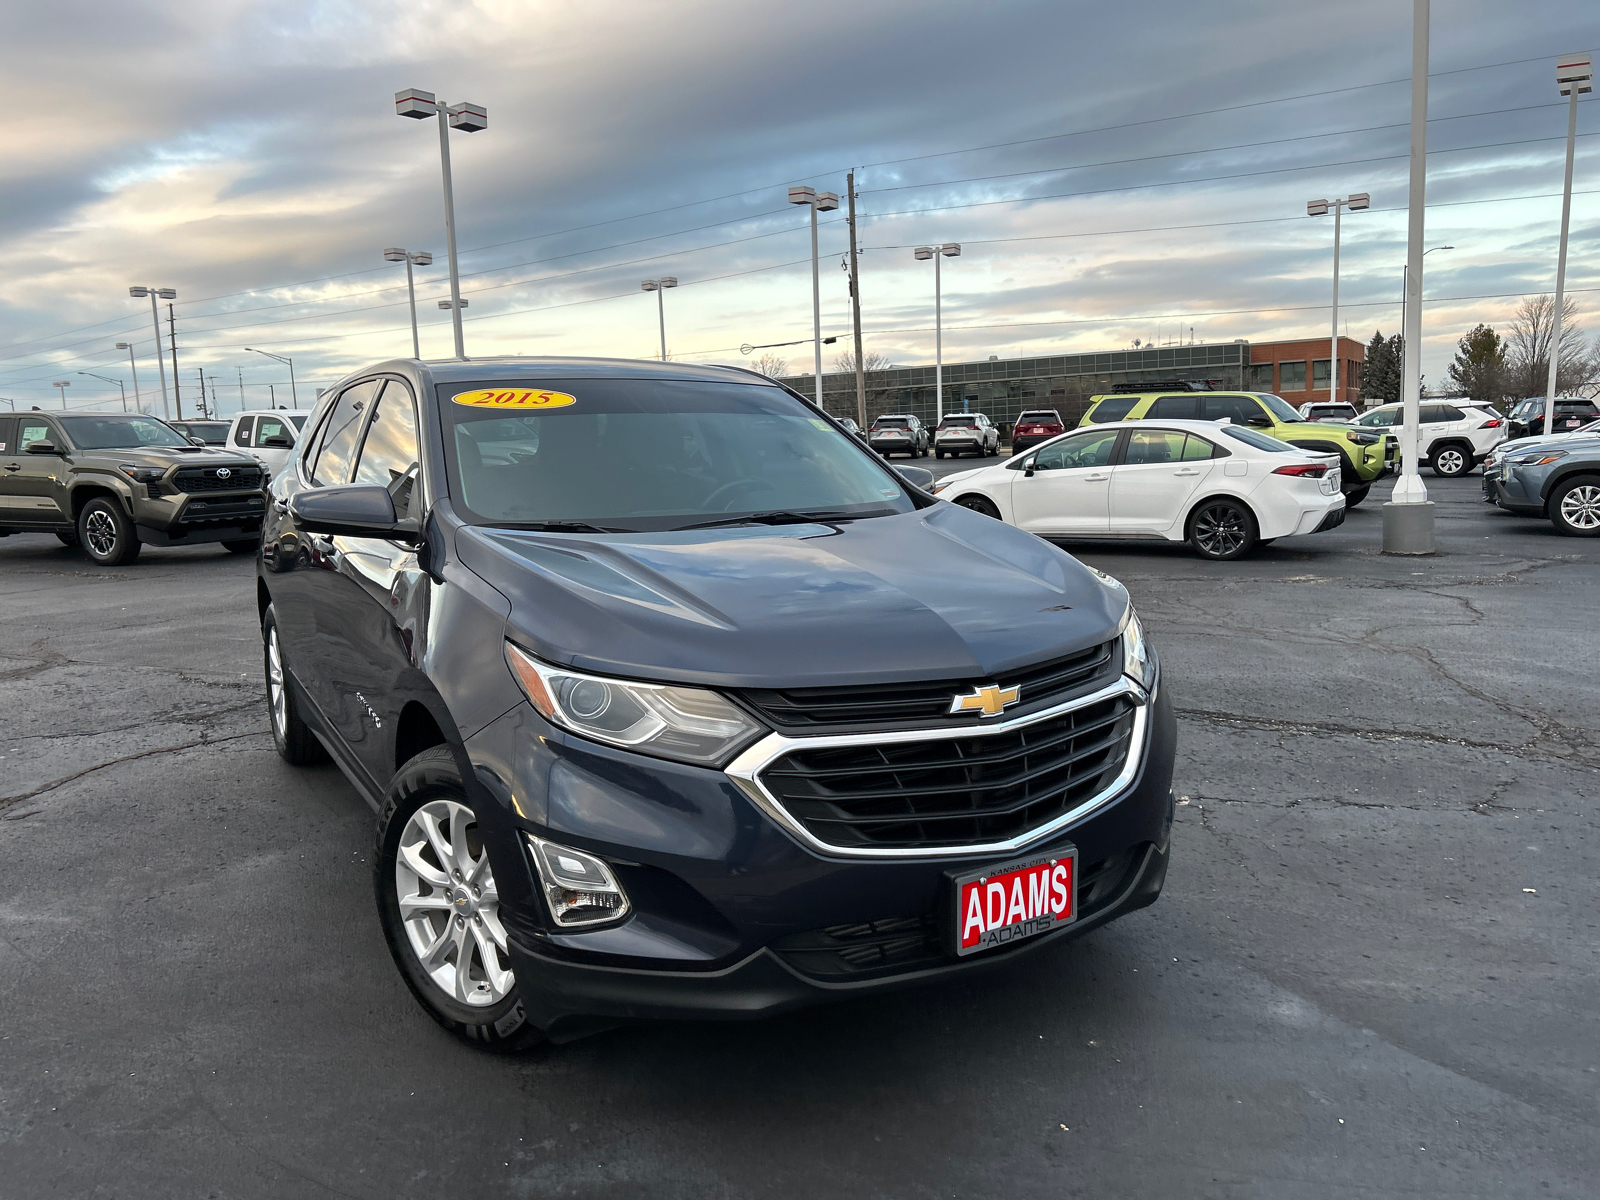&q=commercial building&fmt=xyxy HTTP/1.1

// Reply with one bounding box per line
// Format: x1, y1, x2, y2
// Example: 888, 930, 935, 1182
782, 336, 1365, 431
